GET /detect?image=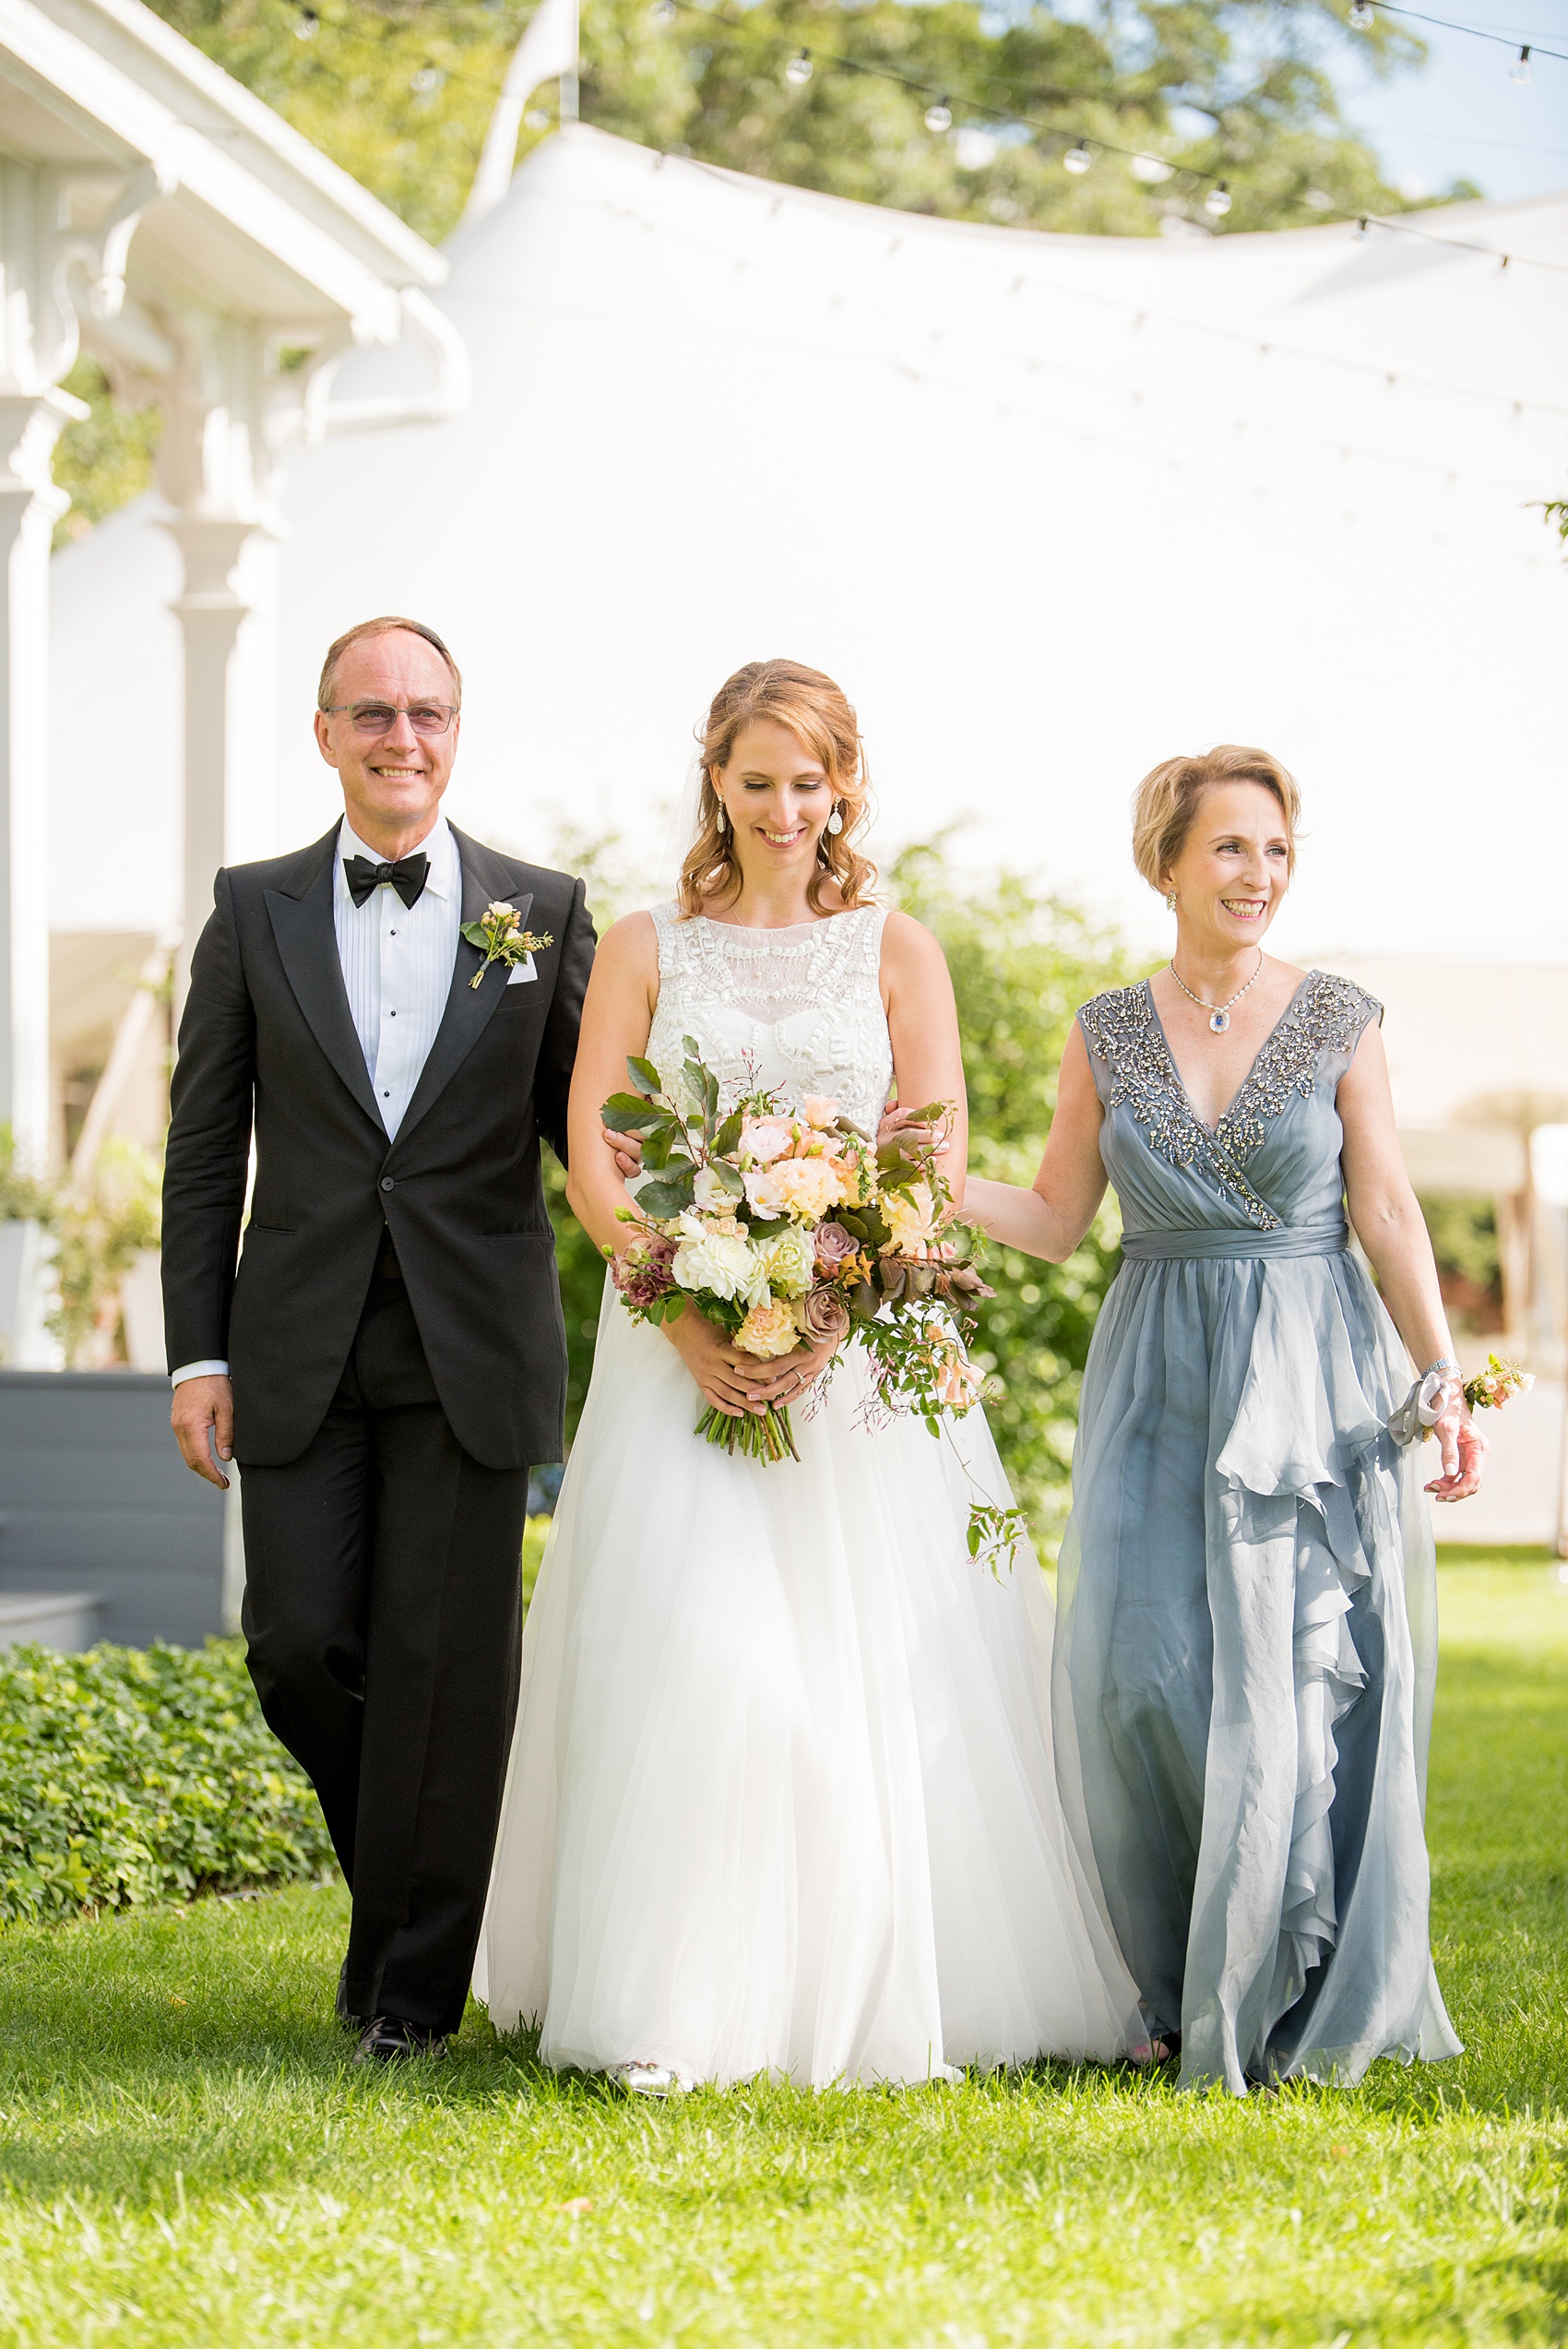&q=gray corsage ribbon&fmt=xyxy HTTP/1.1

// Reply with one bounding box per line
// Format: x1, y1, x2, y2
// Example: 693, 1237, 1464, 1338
1389, 1370, 1455, 1446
